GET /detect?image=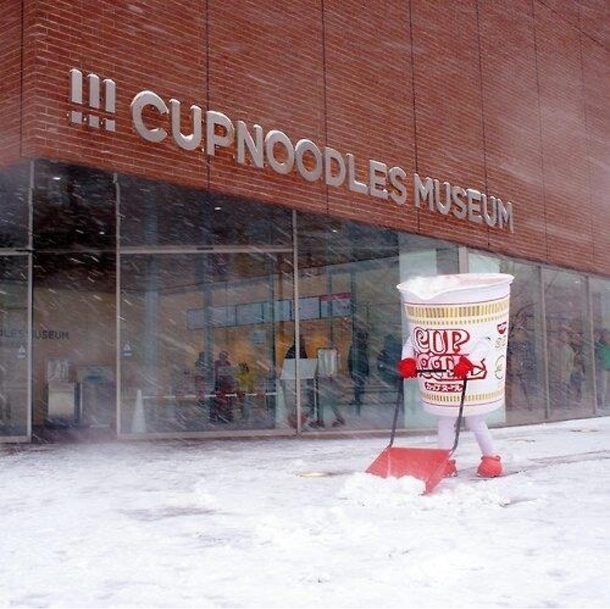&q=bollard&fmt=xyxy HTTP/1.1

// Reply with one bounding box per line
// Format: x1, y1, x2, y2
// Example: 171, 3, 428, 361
131, 389, 146, 433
